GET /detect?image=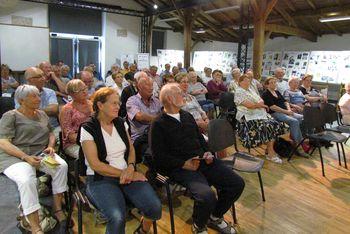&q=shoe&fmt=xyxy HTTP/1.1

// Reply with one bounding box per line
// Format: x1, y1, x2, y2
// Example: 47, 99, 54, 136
266, 155, 283, 164
296, 150, 310, 158
207, 216, 236, 234
192, 223, 208, 234
134, 224, 147, 234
